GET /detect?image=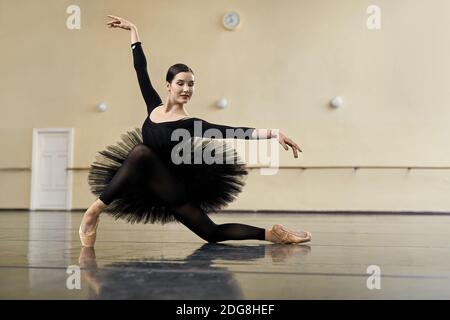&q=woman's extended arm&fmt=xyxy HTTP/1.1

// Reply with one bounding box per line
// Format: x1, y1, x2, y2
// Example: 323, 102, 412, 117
252, 128, 303, 158
194, 119, 302, 158
107, 15, 162, 115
